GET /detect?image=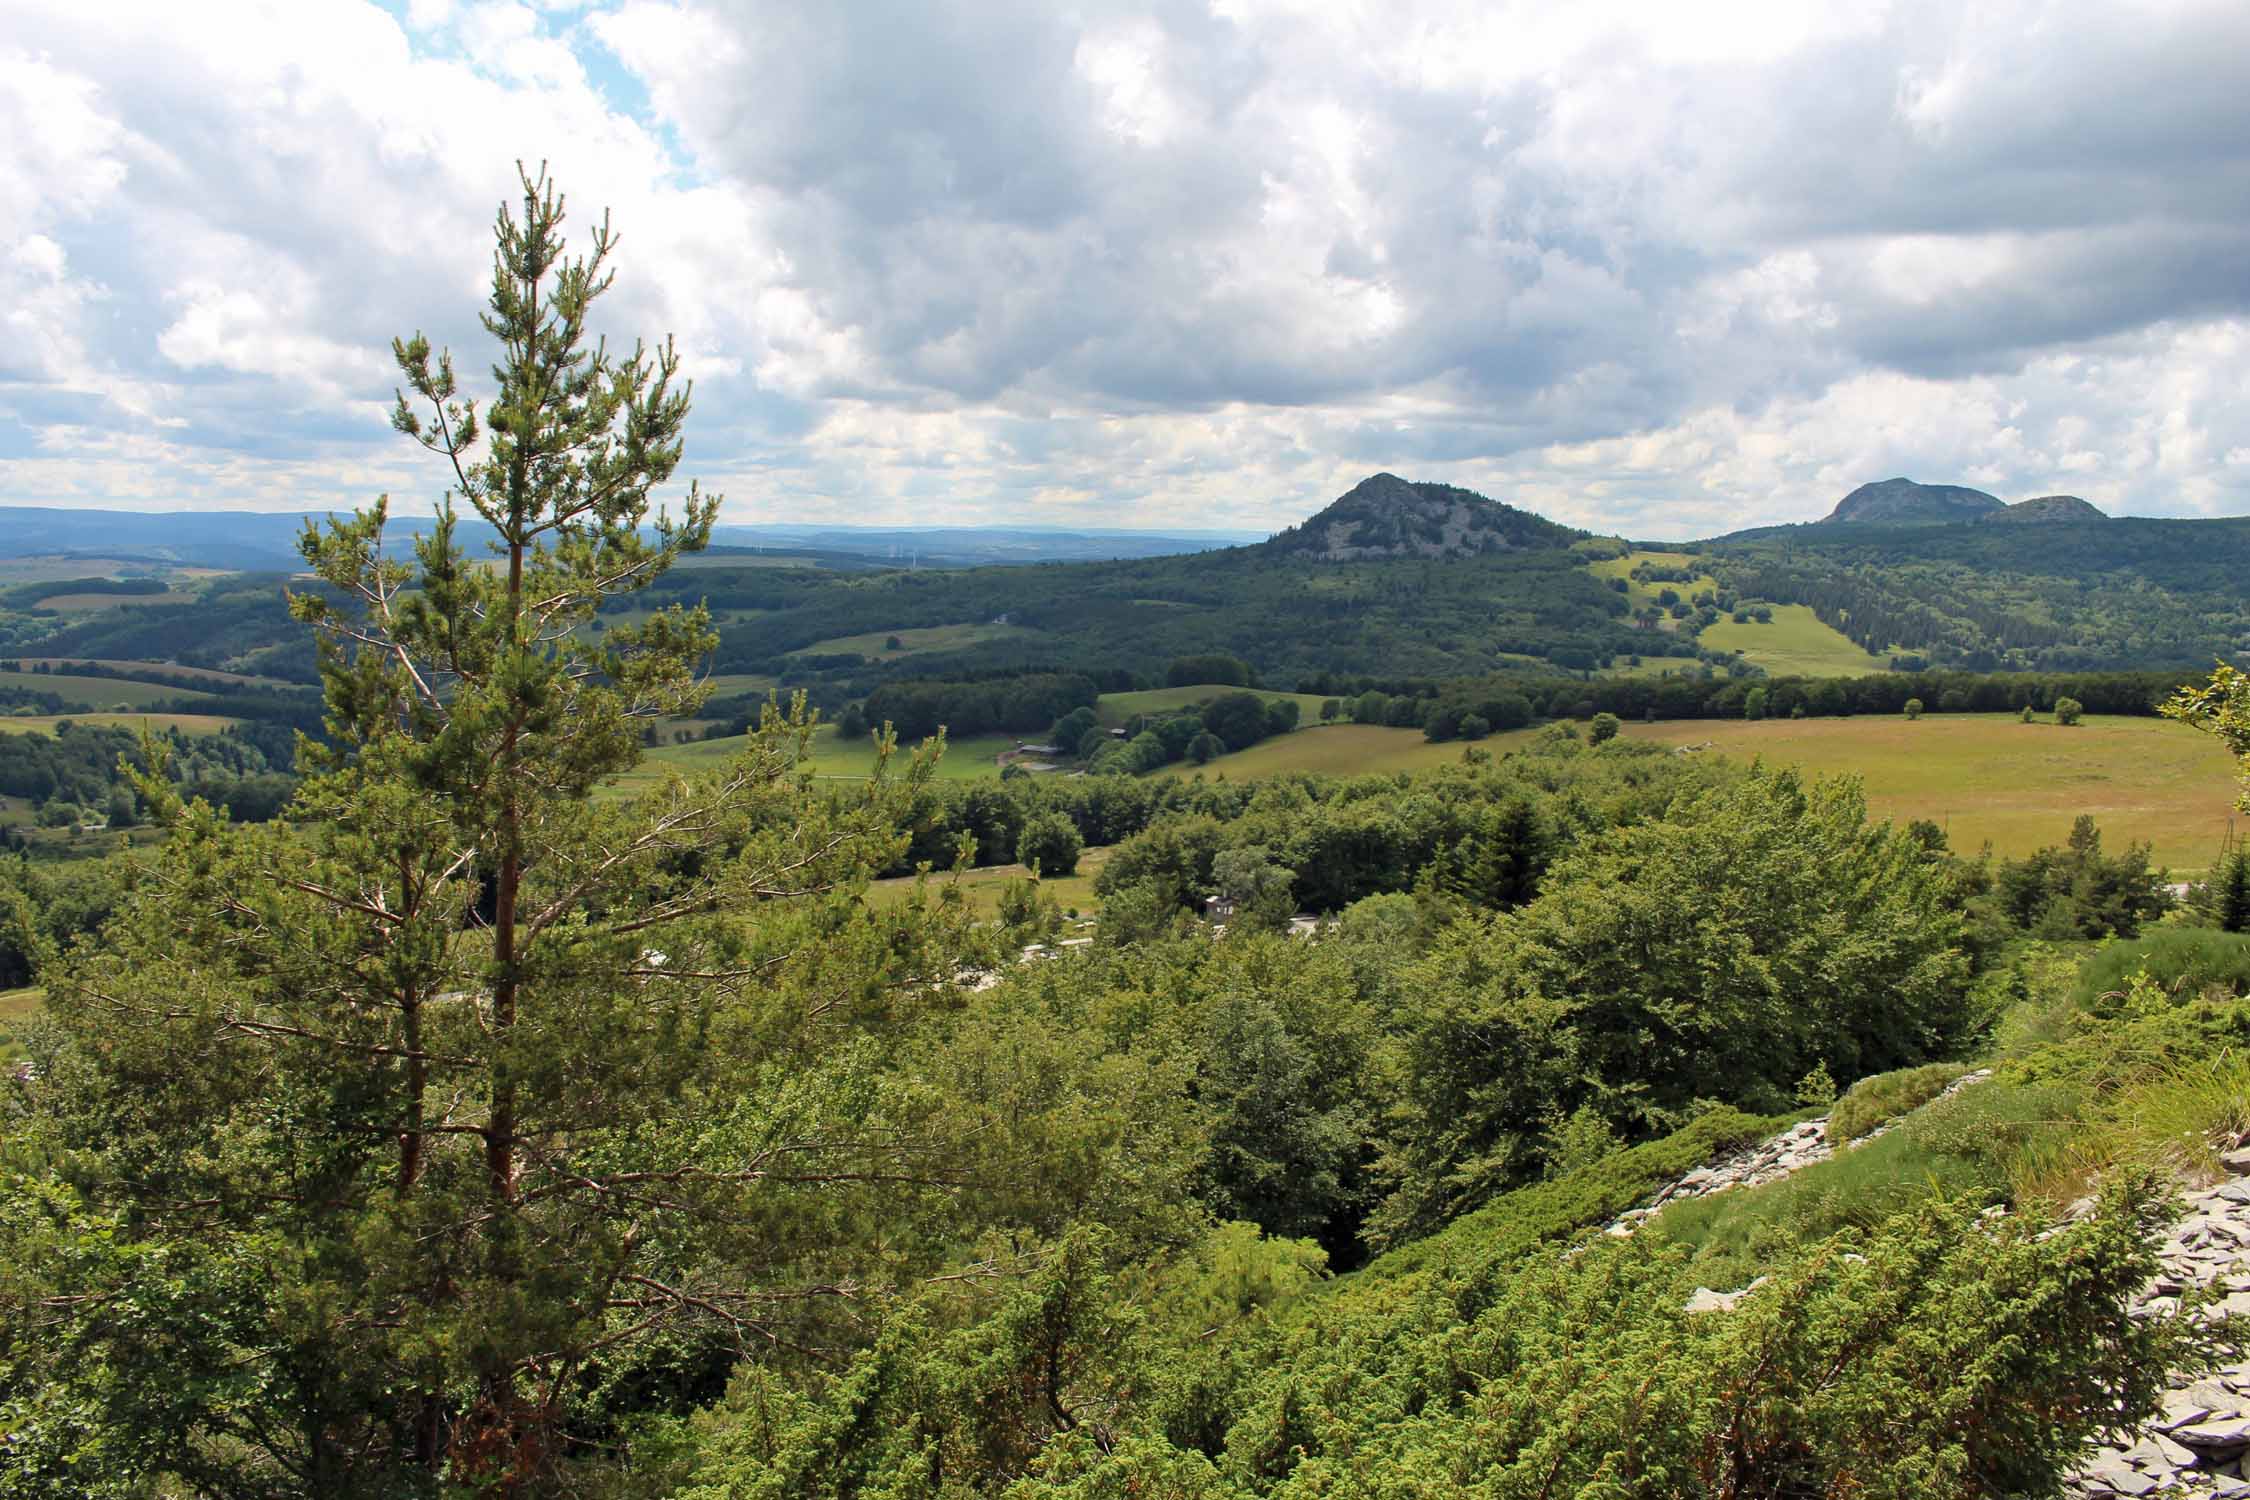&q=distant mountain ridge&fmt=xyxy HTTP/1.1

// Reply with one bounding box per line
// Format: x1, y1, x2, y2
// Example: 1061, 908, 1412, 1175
1262, 473, 1581, 560
0, 508, 1251, 572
